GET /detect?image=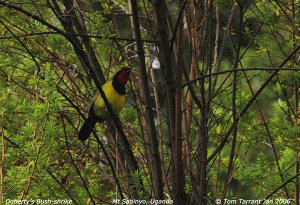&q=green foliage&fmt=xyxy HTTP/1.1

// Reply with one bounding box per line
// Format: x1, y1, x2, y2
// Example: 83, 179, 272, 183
0, 0, 299, 203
